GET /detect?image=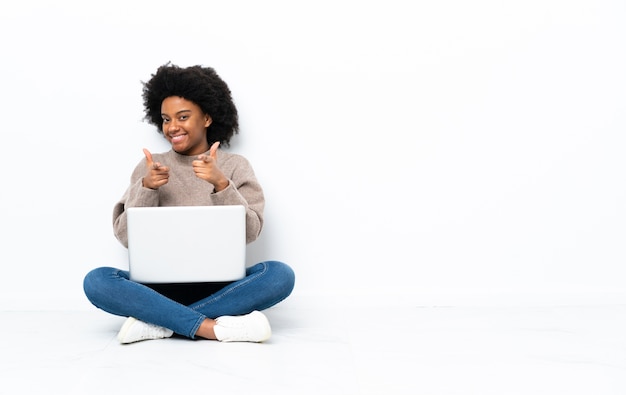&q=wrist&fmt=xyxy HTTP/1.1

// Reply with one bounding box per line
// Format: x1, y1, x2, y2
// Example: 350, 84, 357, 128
213, 179, 229, 192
